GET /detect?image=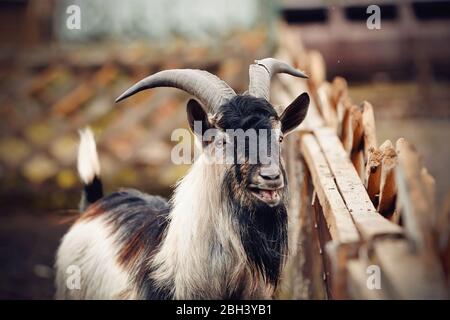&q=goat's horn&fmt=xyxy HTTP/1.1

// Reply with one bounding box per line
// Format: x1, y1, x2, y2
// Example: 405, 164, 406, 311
248, 58, 308, 101
115, 69, 236, 114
